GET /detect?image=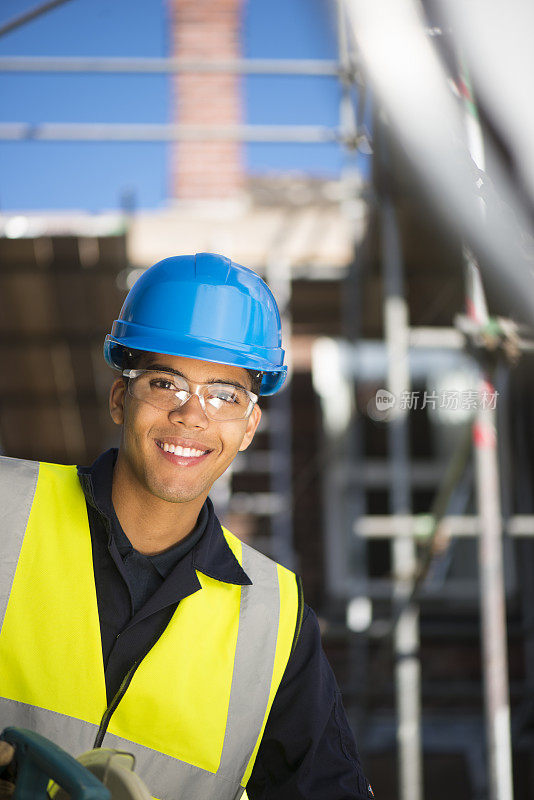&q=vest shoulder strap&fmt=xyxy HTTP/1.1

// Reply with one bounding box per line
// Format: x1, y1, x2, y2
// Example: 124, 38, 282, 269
0, 456, 40, 629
